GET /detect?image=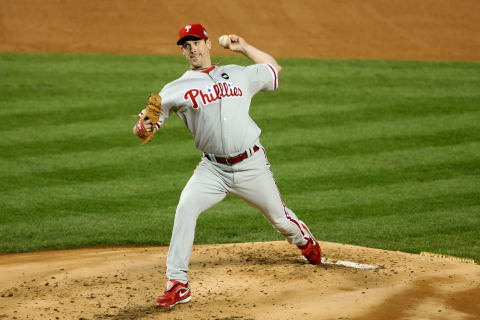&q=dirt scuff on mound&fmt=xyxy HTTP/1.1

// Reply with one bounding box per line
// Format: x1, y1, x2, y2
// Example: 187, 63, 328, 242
0, 241, 479, 320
